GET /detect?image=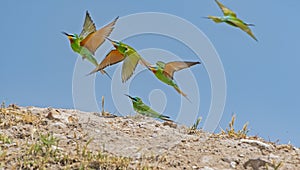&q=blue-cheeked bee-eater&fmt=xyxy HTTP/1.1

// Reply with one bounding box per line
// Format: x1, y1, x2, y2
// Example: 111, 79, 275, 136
63, 11, 118, 68
88, 38, 147, 83
143, 60, 200, 101
206, 0, 257, 41
125, 94, 172, 121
